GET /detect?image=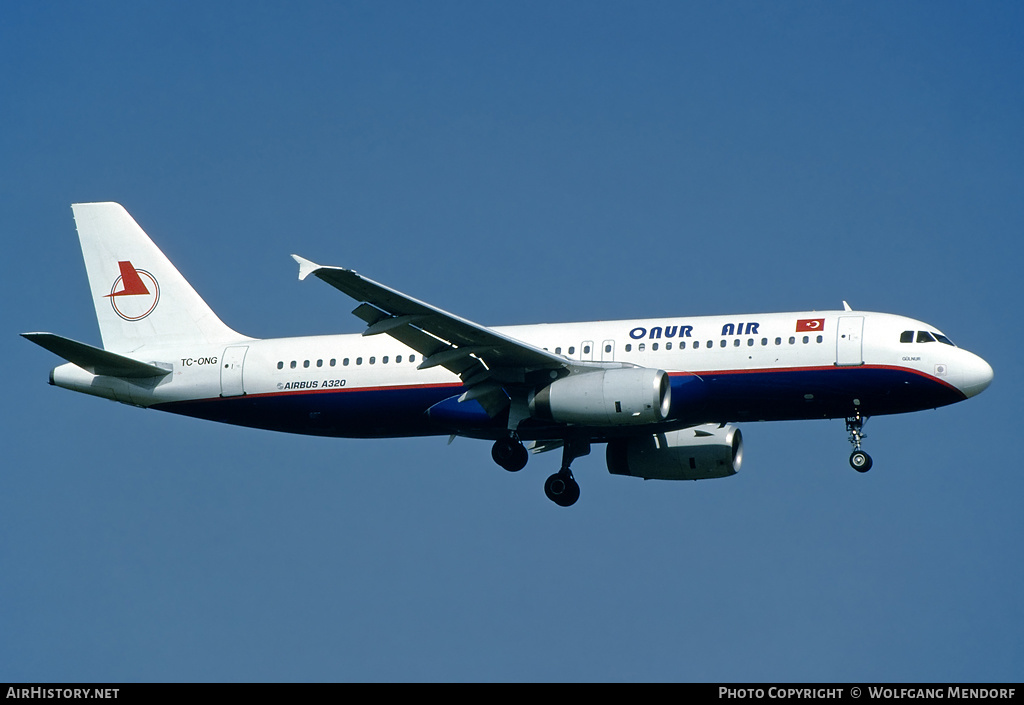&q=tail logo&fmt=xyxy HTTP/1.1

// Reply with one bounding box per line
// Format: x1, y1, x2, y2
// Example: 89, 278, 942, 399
105, 261, 160, 321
